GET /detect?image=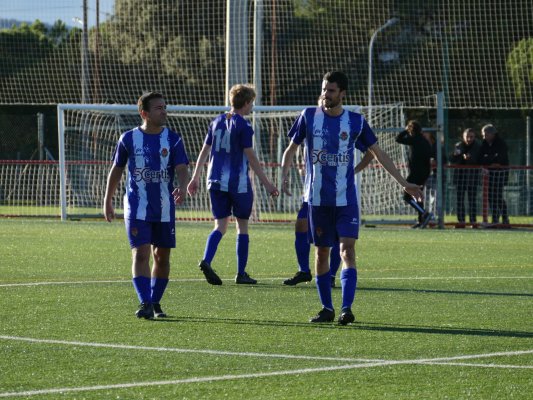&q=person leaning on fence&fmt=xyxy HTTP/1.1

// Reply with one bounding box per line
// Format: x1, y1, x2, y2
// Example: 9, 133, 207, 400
451, 128, 481, 228
478, 124, 510, 226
